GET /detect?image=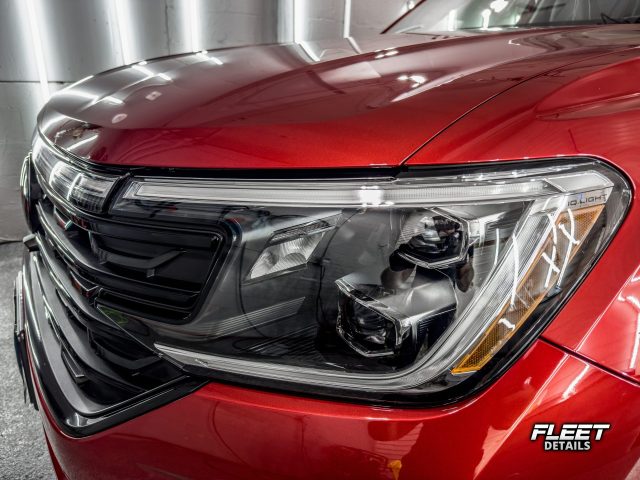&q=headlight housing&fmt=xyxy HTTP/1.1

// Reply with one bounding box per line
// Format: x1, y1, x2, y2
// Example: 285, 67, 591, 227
106, 160, 629, 404
30, 136, 631, 404
31, 137, 118, 213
